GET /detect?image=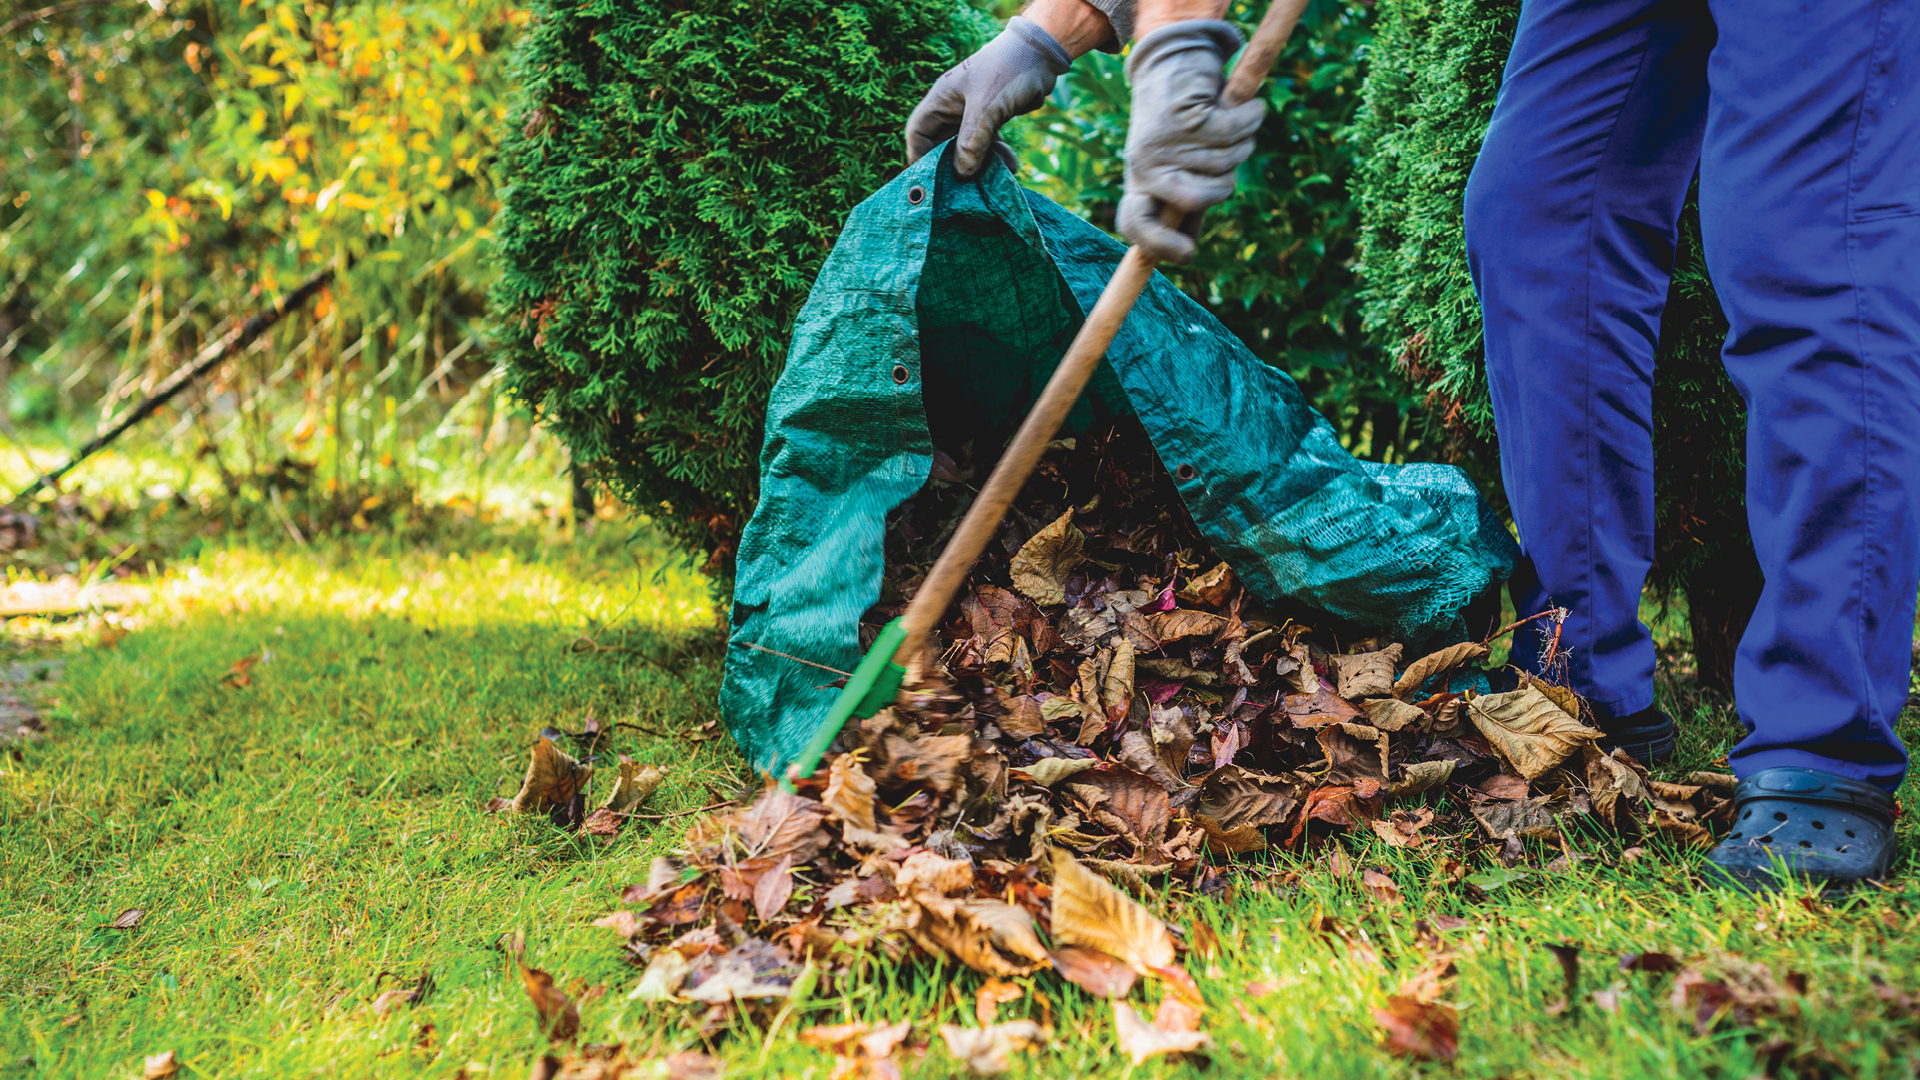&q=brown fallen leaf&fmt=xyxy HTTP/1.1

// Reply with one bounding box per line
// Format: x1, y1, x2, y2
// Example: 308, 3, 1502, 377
520, 964, 580, 1041
1048, 848, 1175, 976
976, 977, 1024, 1024
1195, 765, 1307, 831
753, 853, 794, 922
1393, 642, 1490, 700
1369, 807, 1436, 849
1332, 644, 1402, 701
1177, 562, 1236, 607
1145, 608, 1228, 644
590, 910, 640, 938
723, 785, 830, 864
1049, 945, 1139, 998
1373, 994, 1458, 1061
1477, 773, 1531, 801
1282, 683, 1366, 728
1472, 797, 1560, 841
904, 893, 1050, 977
1545, 942, 1580, 1016
1361, 697, 1428, 731
1360, 868, 1403, 906
823, 750, 878, 831
504, 737, 595, 827
1112, 1000, 1213, 1065
144, 1050, 180, 1079
895, 850, 974, 896
1010, 509, 1084, 606
1388, 758, 1454, 796
1064, 766, 1171, 853
108, 907, 145, 930
1319, 723, 1389, 786
1195, 813, 1266, 854
1467, 686, 1599, 779
583, 756, 664, 837
222, 653, 261, 689
939, 1020, 1048, 1076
